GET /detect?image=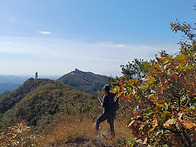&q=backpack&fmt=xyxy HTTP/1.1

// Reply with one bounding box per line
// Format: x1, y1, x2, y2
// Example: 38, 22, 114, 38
109, 93, 119, 112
